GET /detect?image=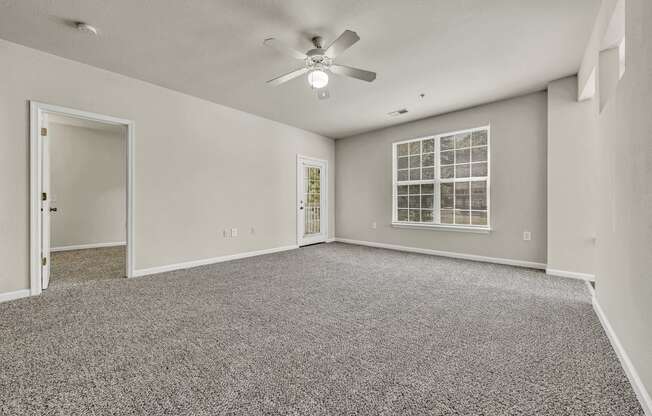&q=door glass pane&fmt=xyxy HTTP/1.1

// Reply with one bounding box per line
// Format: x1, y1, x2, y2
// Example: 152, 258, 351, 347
304, 166, 321, 236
